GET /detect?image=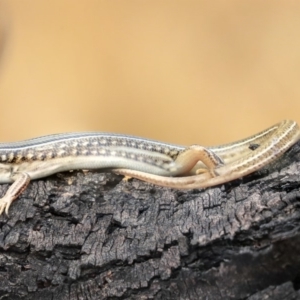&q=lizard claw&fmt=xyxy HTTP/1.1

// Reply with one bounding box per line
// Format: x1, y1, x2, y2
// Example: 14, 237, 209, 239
0, 196, 12, 216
